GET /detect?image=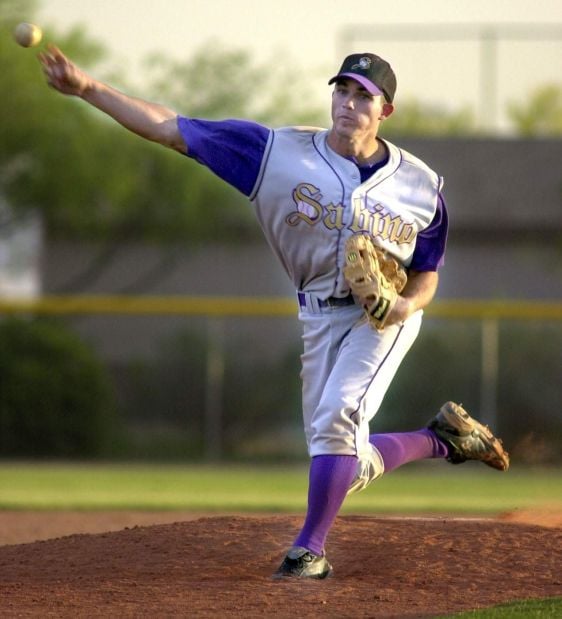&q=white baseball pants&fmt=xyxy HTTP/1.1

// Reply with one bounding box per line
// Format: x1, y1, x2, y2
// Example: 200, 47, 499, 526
298, 294, 423, 493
